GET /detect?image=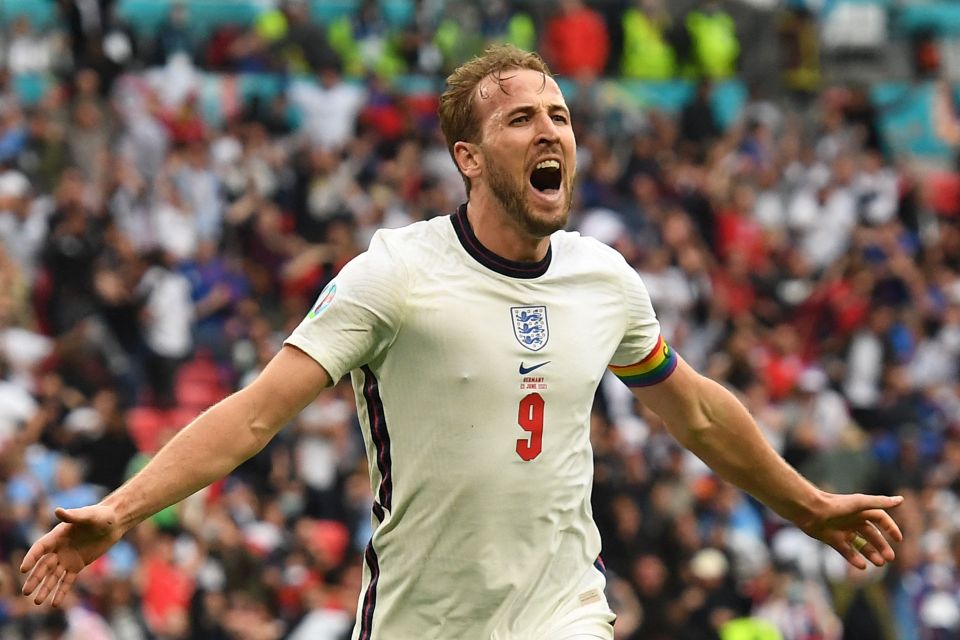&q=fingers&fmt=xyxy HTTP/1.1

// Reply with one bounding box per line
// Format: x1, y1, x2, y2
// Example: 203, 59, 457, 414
21, 553, 58, 596
31, 566, 65, 606
828, 494, 905, 570
833, 536, 868, 570
20, 506, 109, 608
22, 506, 95, 573
54, 507, 77, 523
847, 494, 904, 514
23, 557, 72, 608
851, 500, 904, 568
863, 507, 904, 544
859, 521, 896, 563
51, 571, 77, 608
851, 527, 889, 567
851, 533, 868, 552
19, 536, 51, 574
54, 506, 95, 525
25, 559, 77, 608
